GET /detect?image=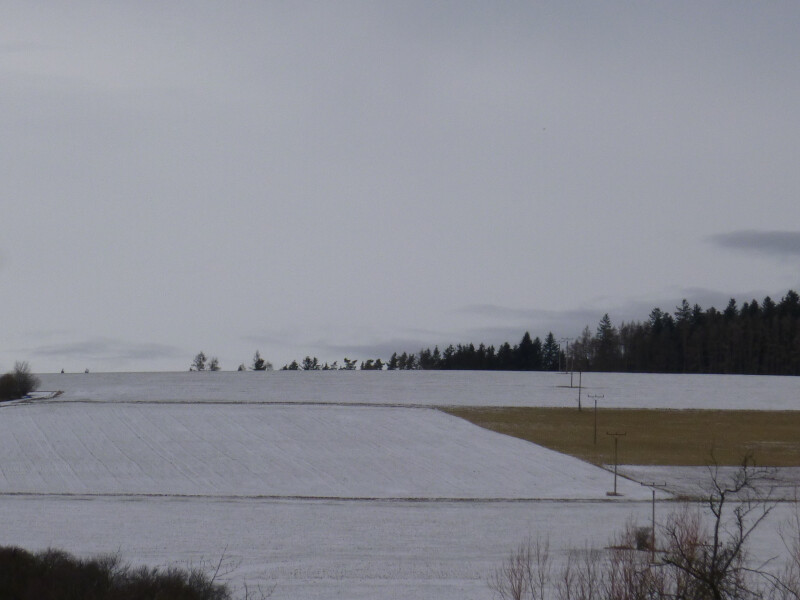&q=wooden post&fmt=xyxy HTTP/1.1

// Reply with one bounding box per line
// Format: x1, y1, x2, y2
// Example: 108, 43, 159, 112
640, 481, 667, 562
606, 431, 626, 496
588, 394, 604, 445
